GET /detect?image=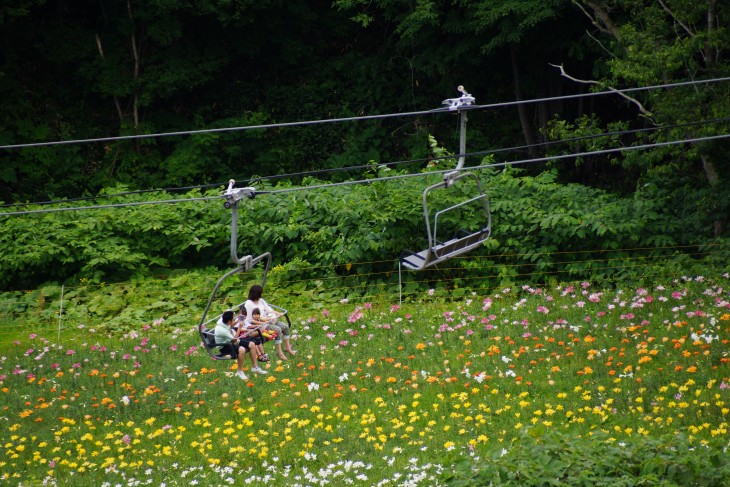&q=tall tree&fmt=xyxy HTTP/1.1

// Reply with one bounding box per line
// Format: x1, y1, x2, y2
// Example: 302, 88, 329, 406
334, 0, 591, 158
566, 0, 730, 236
